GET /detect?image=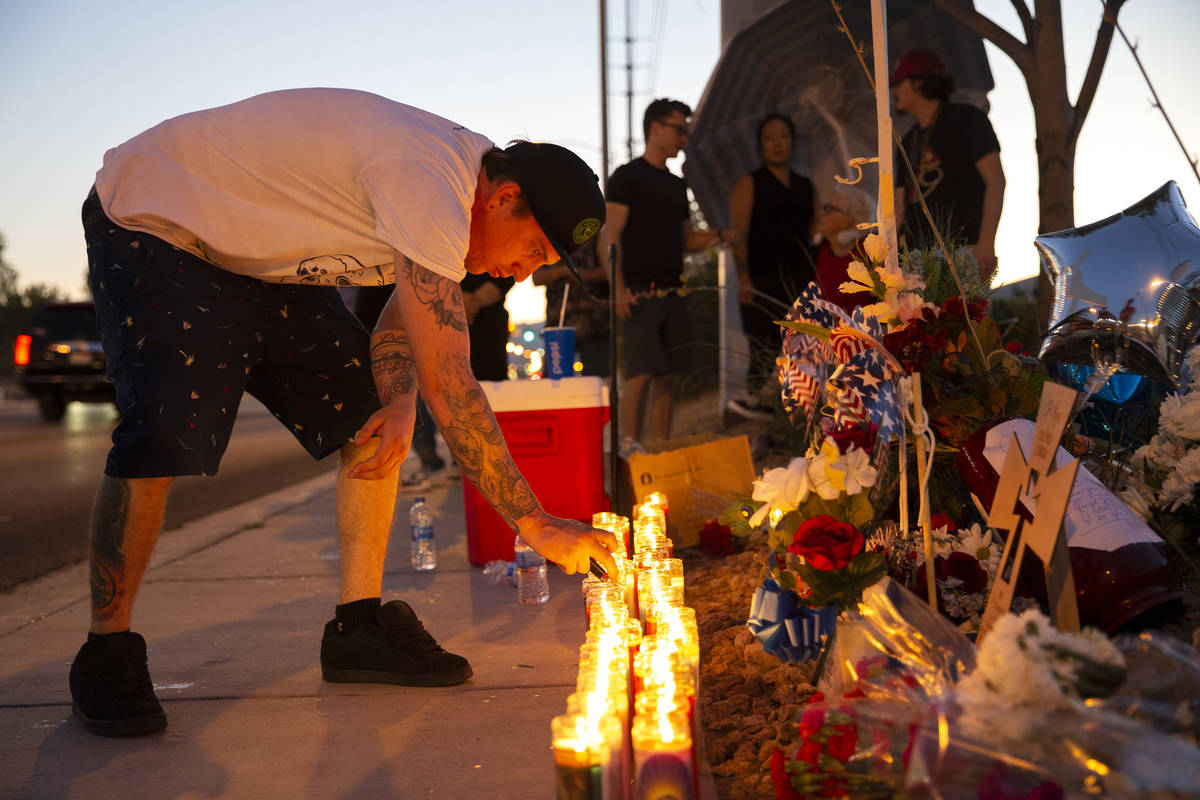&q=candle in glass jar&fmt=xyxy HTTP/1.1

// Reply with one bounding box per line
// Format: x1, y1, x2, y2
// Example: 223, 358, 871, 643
592, 511, 630, 555
631, 712, 694, 800
552, 713, 605, 800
